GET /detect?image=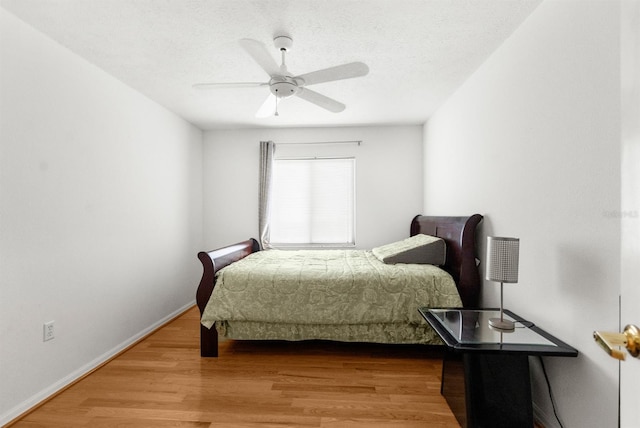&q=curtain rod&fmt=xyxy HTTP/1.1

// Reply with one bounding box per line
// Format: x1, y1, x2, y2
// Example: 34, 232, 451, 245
276, 140, 362, 146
